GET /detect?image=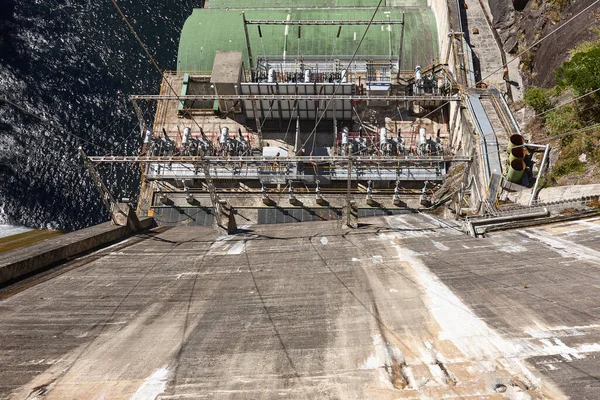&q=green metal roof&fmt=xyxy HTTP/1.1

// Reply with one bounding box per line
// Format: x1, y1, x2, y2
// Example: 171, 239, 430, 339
207, 0, 428, 8
177, 7, 439, 71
